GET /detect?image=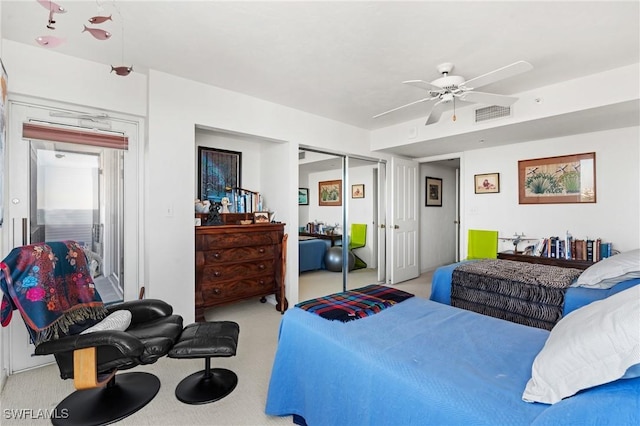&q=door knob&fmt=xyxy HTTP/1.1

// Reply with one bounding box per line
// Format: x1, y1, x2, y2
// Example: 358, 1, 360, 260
394, 225, 400, 229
